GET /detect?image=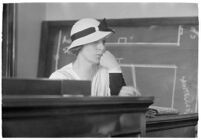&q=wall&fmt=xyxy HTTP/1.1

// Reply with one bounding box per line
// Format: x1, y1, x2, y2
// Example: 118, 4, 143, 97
15, 3, 198, 78
46, 3, 198, 20
16, 3, 46, 78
